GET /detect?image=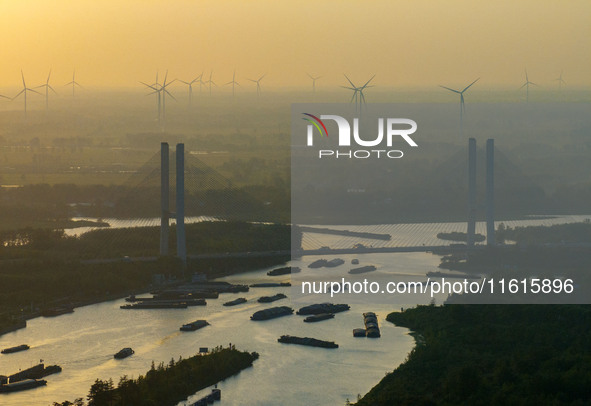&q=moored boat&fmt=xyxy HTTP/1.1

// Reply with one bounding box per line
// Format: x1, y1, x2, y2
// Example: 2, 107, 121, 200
120, 302, 188, 309
303, 313, 335, 323
251, 306, 293, 321
296, 303, 350, 315
348, 265, 377, 274
1, 344, 30, 354
257, 293, 287, 303
223, 297, 247, 306
0, 379, 47, 393
41, 306, 74, 317
267, 266, 301, 276
277, 335, 338, 349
